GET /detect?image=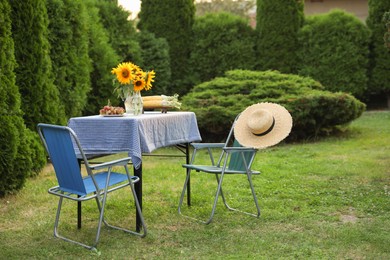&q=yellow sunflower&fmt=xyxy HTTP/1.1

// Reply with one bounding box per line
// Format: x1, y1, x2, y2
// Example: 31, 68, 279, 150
145, 70, 155, 91
133, 77, 146, 92
111, 62, 134, 84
